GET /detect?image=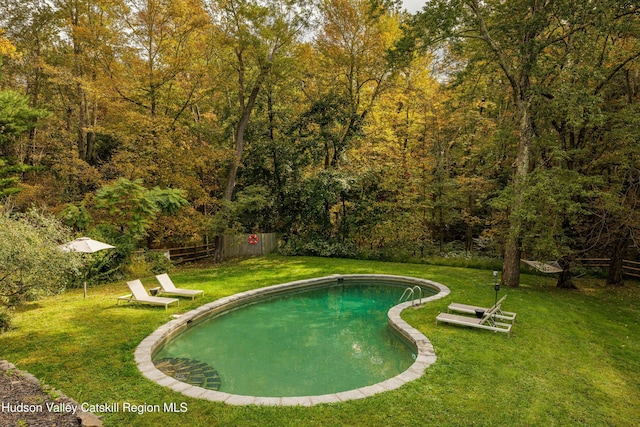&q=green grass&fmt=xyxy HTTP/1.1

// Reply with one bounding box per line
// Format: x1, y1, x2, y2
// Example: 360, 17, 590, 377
1, 255, 639, 426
